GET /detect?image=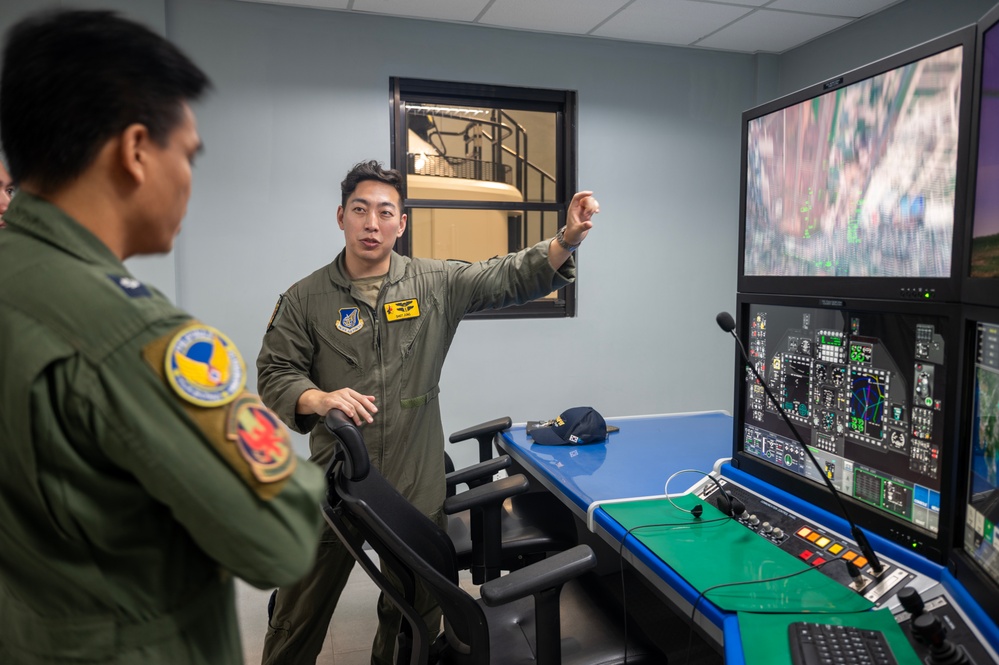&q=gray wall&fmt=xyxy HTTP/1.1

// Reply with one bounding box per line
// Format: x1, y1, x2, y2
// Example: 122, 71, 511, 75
2, 0, 992, 467
774, 0, 995, 98
164, 0, 755, 465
